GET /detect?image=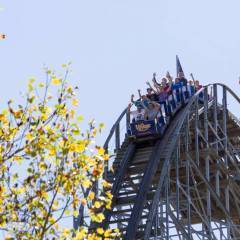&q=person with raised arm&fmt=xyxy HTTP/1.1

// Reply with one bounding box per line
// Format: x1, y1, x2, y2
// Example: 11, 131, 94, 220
195, 80, 204, 100
161, 77, 169, 91
145, 101, 165, 127
173, 77, 183, 104
146, 80, 159, 95
178, 71, 188, 86
131, 94, 142, 109
147, 78, 169, 116
178, 71, 189, 100
127, 103, 145, 123
138, 89, 151, 108
188, 80, 195, 96
152, 72, 162, 92
195, 80, 203, 91
157, 85, 169, 116
146, 87, 158, 102
166, 72, 177, 111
